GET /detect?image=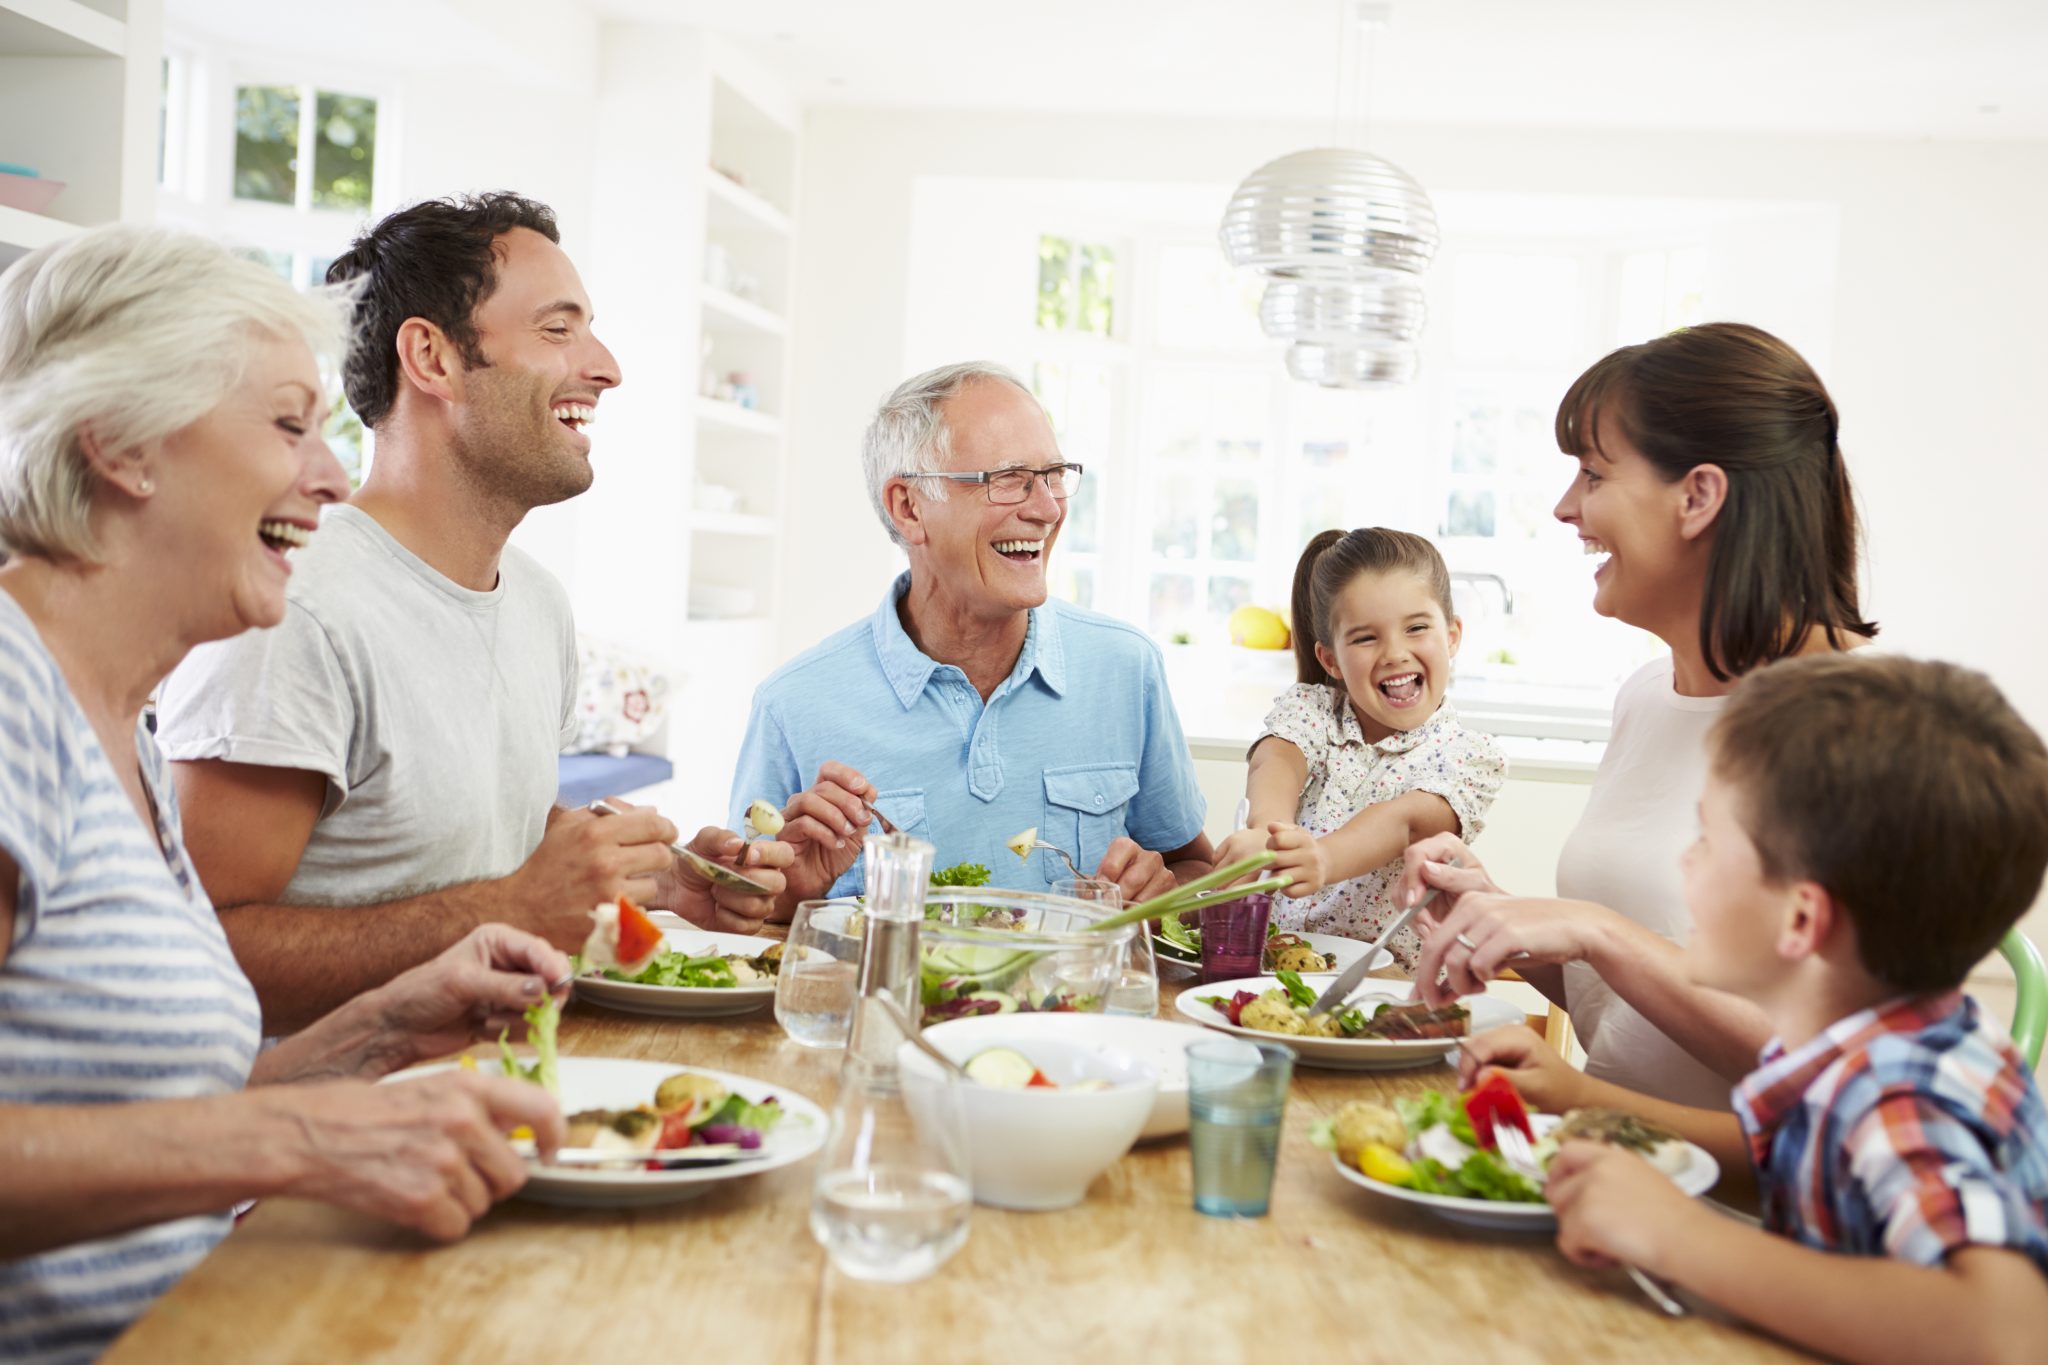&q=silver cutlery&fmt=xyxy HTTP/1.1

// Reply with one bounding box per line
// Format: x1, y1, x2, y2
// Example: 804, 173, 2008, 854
1306, 858, 1459, 1018
587, 797, 775, 896
1491, 1120, 1686, 1318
